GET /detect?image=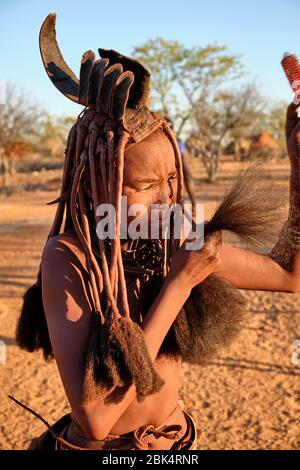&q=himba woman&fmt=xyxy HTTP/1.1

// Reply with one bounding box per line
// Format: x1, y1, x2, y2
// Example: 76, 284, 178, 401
11, 14, 300, 450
